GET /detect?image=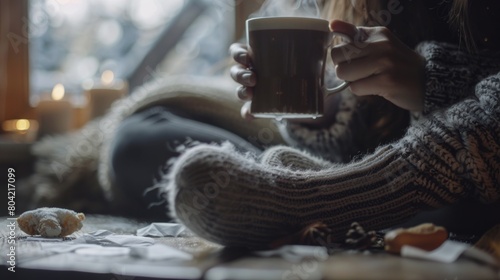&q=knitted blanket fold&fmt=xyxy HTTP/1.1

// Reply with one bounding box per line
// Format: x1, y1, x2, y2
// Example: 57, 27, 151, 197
21, 75, 285, 215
